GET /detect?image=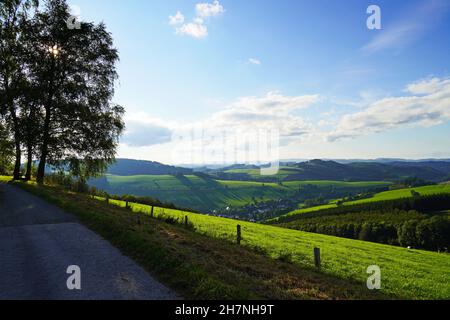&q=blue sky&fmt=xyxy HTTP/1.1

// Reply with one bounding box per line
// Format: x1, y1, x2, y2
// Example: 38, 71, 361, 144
71, 0, 450, 164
